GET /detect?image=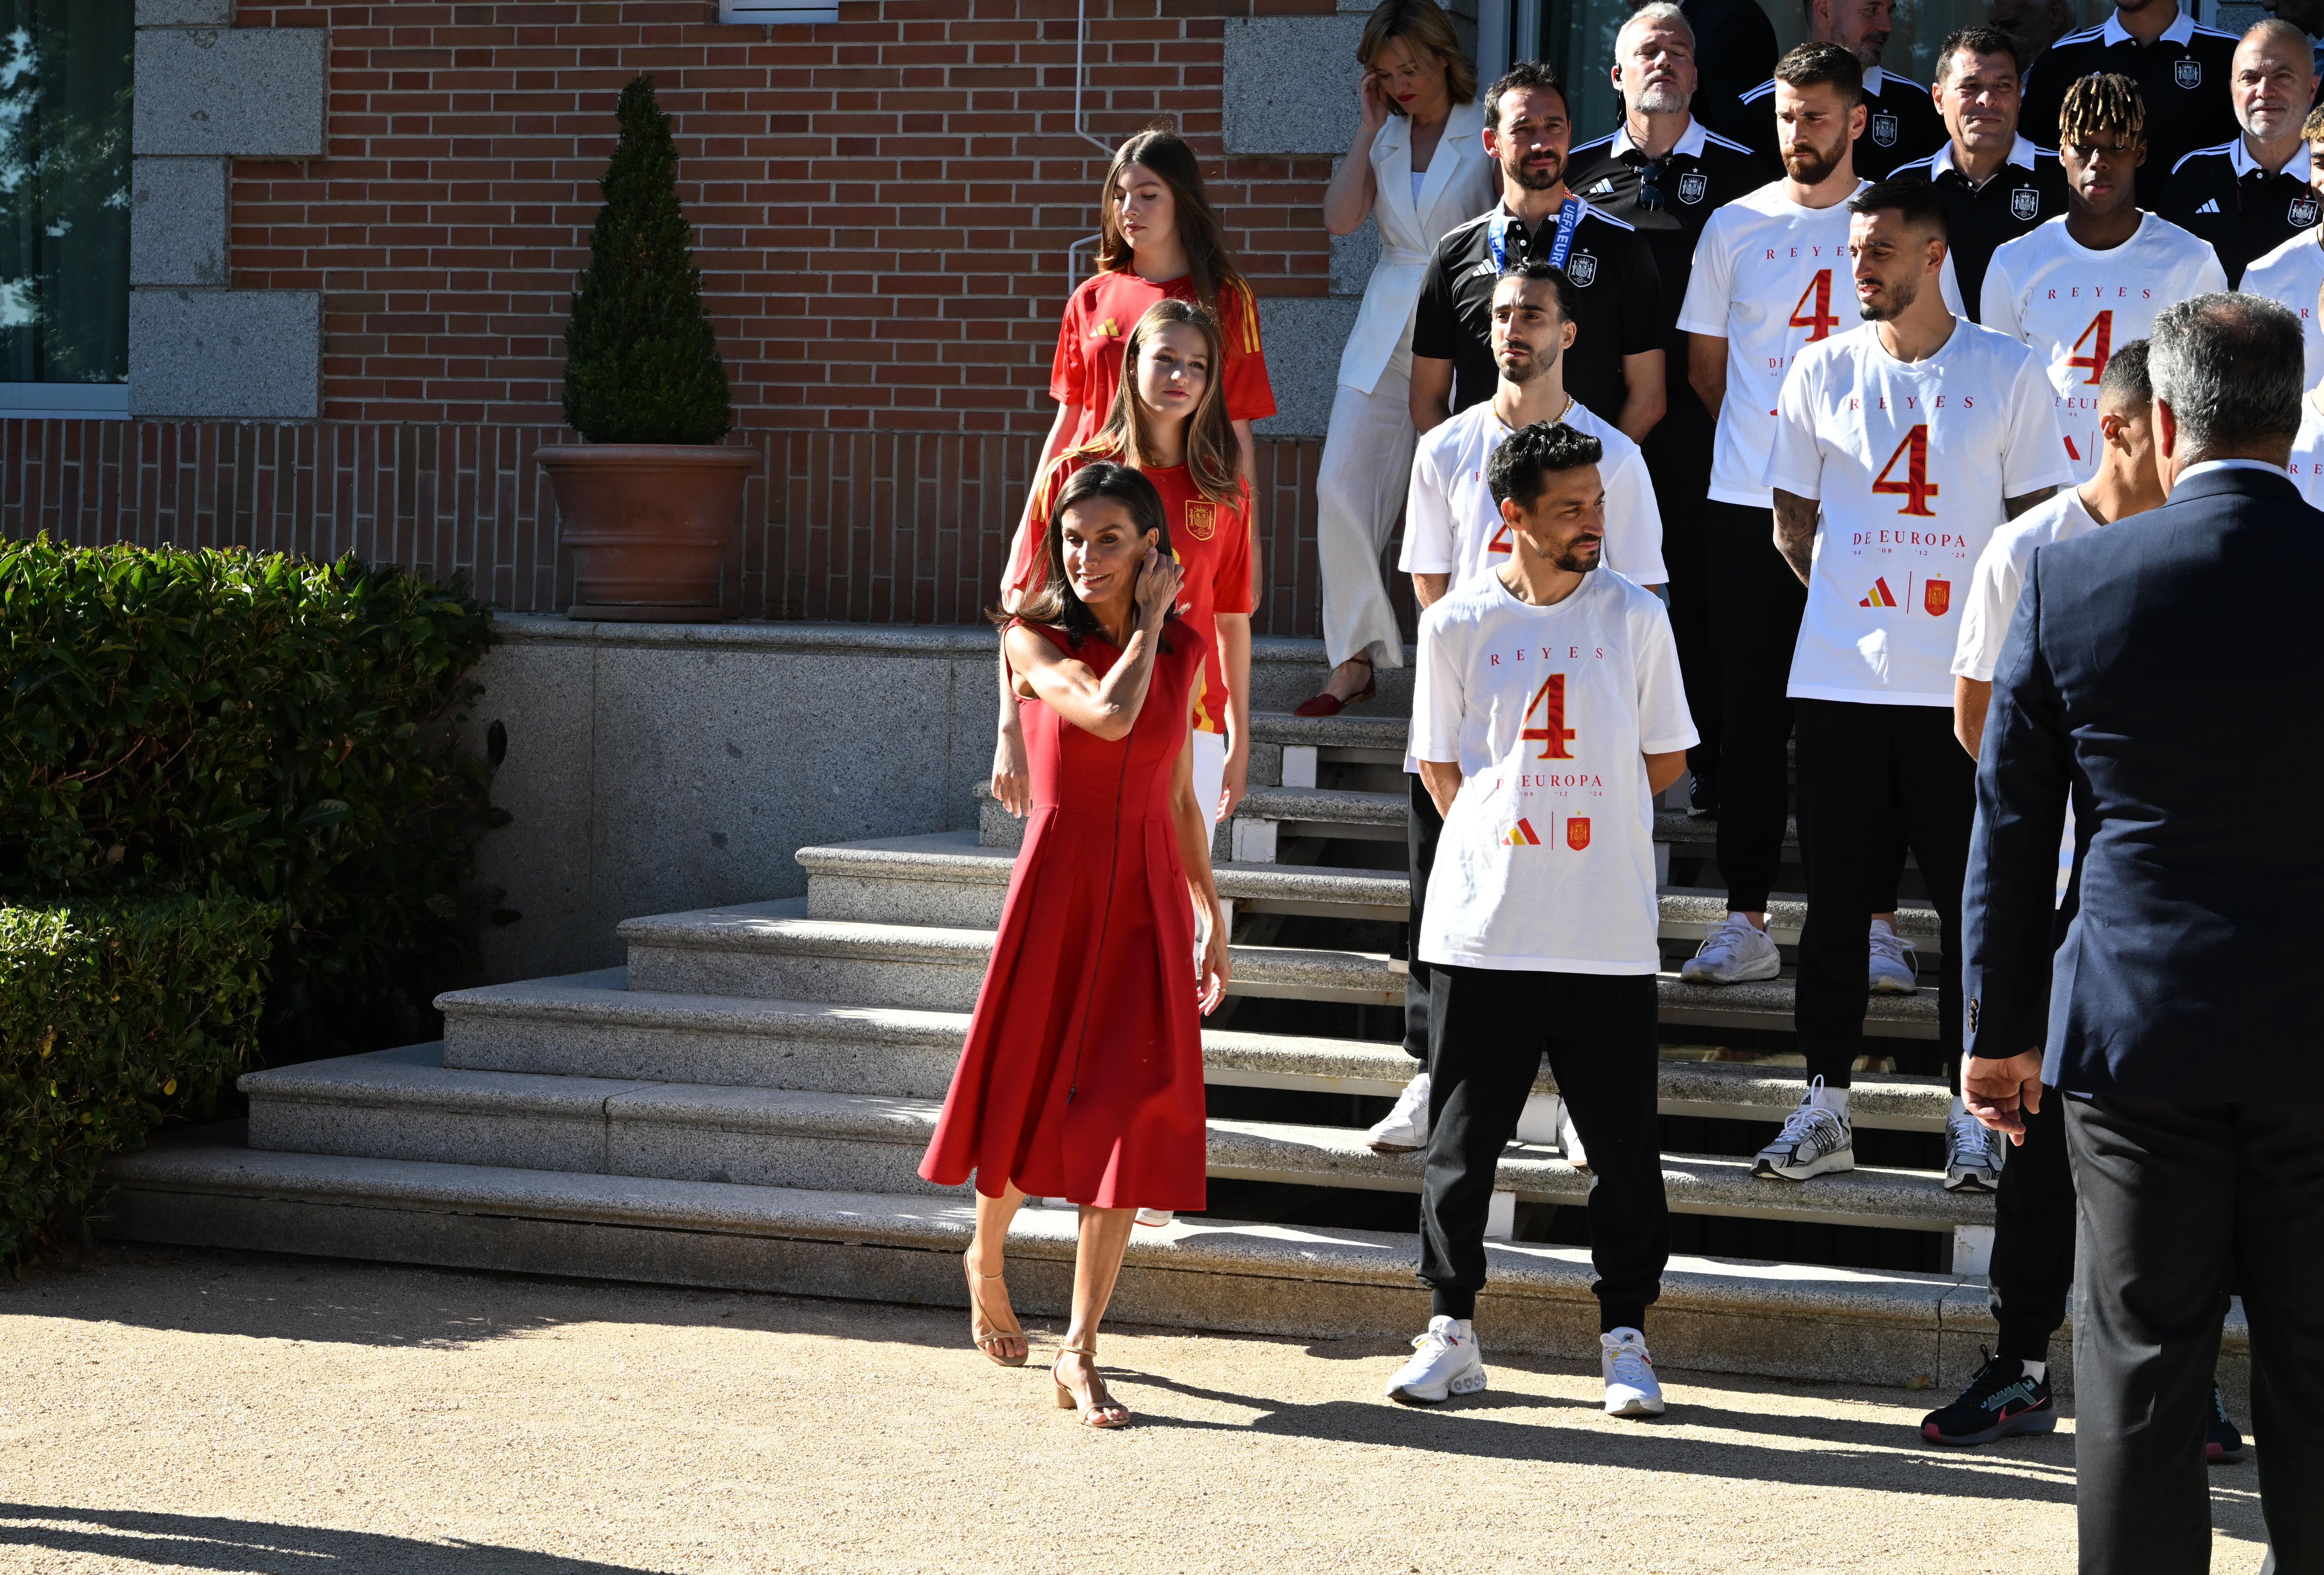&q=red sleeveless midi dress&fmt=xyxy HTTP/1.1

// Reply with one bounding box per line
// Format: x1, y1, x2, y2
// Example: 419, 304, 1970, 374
918, 620, 1209, 1212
